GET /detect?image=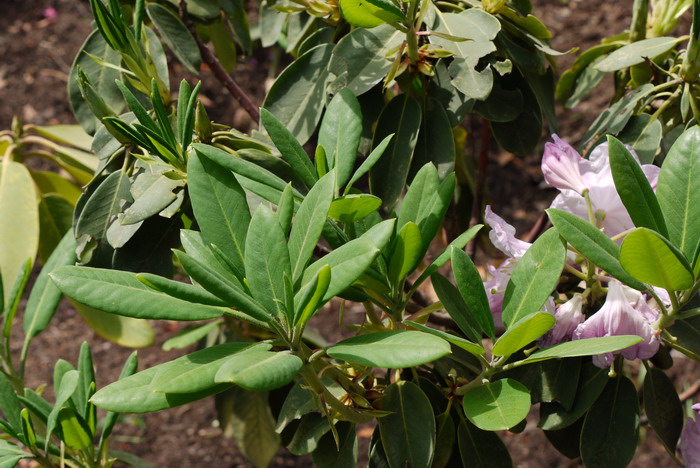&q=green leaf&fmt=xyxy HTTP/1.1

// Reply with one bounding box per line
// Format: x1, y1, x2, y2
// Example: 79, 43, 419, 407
580, 376, 639, 468
502, 229, 566, 327
656, 125, 700, 260
32, 124, 93, 151
68, 30, 124, 134
369, 94, 422, 209
137, 274, 227, 307
620, 228, 694, 291
492, 312, 555, 356
90, 358, 232, 414
644, 367, 683, 454
260, 108, 318, 188
263, 44, 333, 145
302, 237, 379, 302
289, 173, 334, 282
378, 381, 435, 468
0, 161, 38, 306
328, 194, 382, 222
617, 114, 663, 164
452, 247, 495, 339
339, 0, 404, 27
607, 136, 667, 236
388, 222, 422, 285
457, 419, 512, 468
215, 350, 303, 391
462, 378, 530, 431
24, 232, 76, 342
245, 206, 292, 318
595, 37, 680, 72
162, 321, 221, 351
432, 412, 455, 468
57, 408, 91, 451
546, 209, 645, 290
319, 88, 362, 187
152, 343, 266, 393
75, 171, 131, 244
0, 374, 23, 436
413, 99, 455, 180
404, 321, 484, 357
519, 335, 644, 364
329, 25, 403, 96
327, 330, 451, 368
295, 265, 331, 325
188, 151, 250, 279
50, 266, 225, 321
37, 194, 75, 262
173, 250, 271, 324
146, 2, 202, 75
431, 273, 482, 343
287, 412, 331, 455
46, 370, 79, 450
312, 421, 357, 468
